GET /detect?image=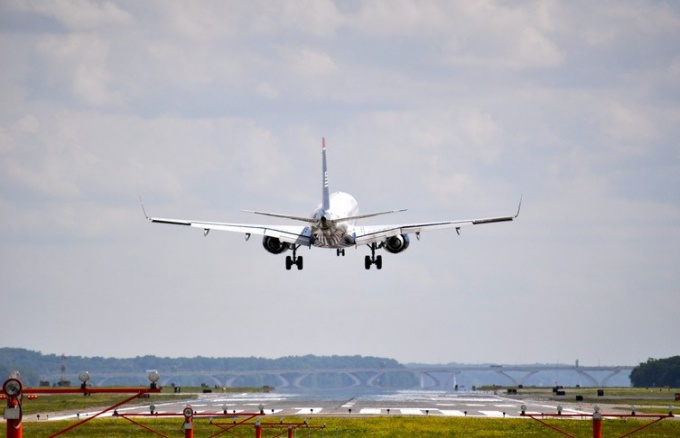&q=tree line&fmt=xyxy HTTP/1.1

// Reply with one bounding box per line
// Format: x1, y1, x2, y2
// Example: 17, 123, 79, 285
0, 348, 404, 386
630, 356, 680, 387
